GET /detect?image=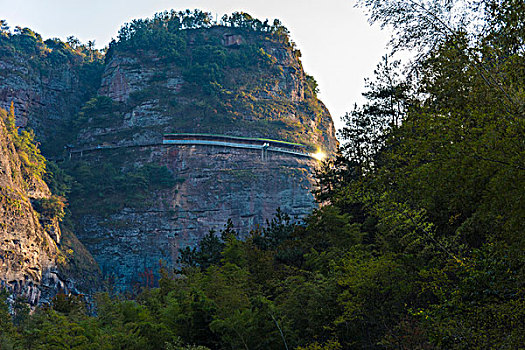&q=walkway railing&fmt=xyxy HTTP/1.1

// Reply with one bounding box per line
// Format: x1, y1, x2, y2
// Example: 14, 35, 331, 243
161, 139, 312, 158
61, 134, 318, 161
